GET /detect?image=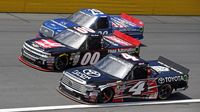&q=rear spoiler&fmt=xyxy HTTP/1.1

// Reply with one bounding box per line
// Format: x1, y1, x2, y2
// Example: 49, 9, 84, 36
113, 30, 141, 46
158, 56, 190, 74
120, 13, 144, 27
